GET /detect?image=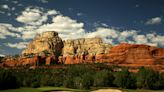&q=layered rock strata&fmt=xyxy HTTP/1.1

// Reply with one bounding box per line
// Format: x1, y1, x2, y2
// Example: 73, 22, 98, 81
61, 38, 112, 64
22, 31, 63, 55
